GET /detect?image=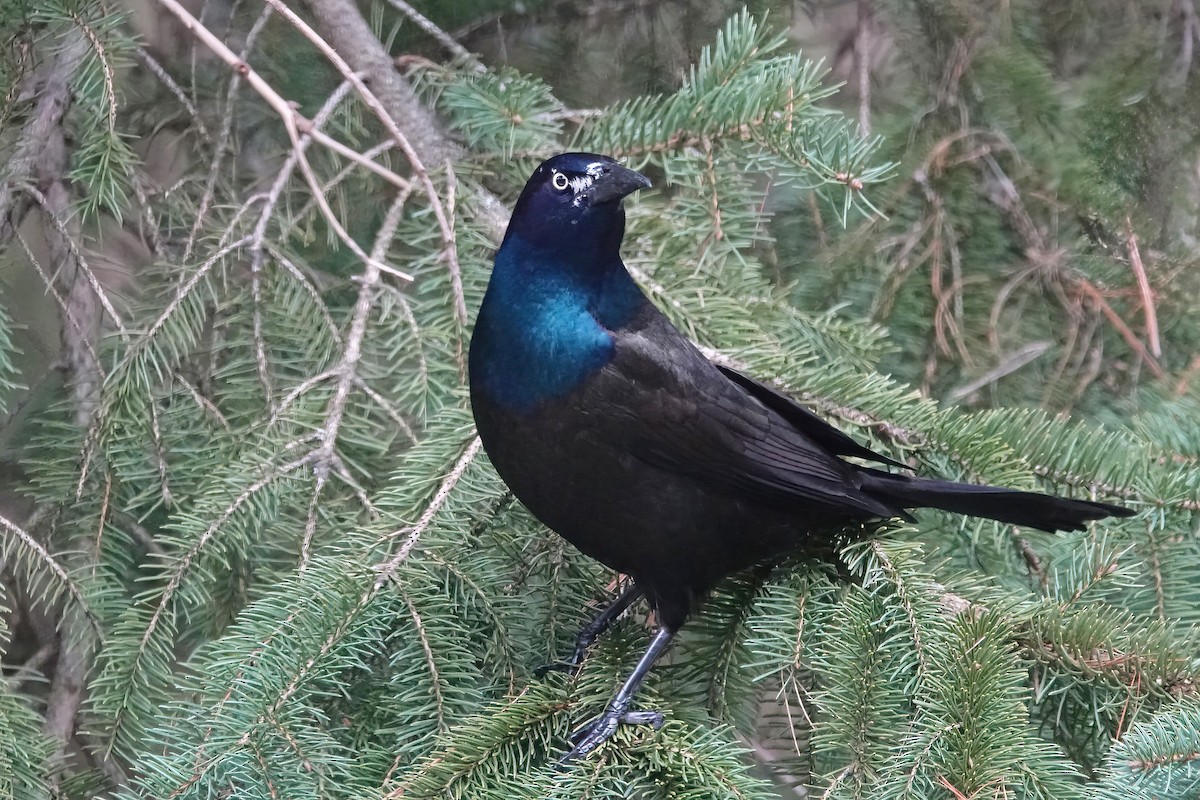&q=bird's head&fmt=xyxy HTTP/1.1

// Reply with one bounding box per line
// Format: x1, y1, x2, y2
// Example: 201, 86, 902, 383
504, 153, 652, 255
